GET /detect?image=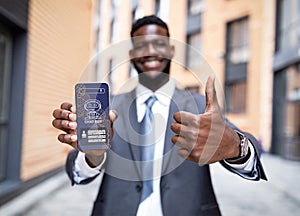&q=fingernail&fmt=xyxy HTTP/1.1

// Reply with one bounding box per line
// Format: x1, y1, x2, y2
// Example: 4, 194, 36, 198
70, 106, 76, 113
109, 110, 118, 120
69, 113, 76, 120
65, 134, 71, 139
68, 122, 76, 128
70, 135, 77, 141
